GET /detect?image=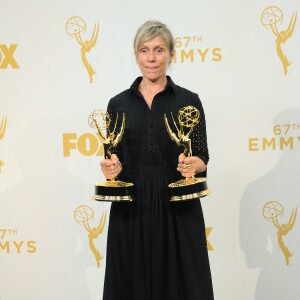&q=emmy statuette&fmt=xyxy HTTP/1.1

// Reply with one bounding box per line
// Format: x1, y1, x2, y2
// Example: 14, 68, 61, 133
88, 109, 134, 201
164, 106, 211, 201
